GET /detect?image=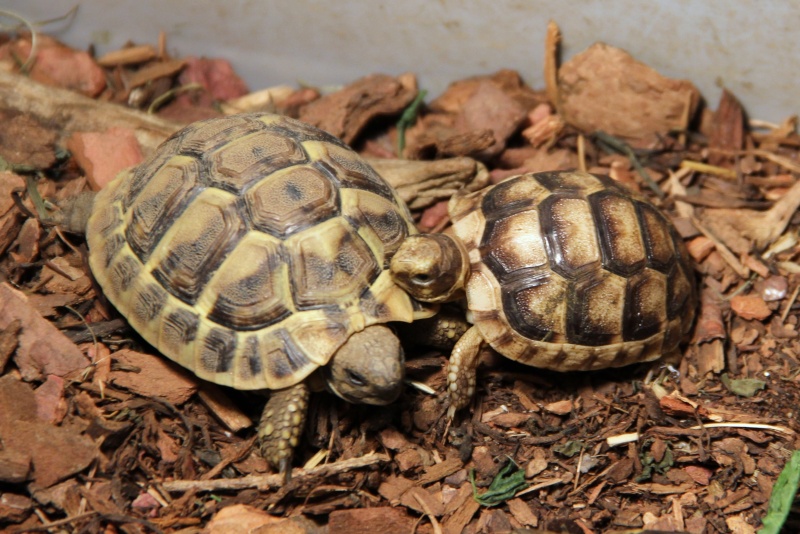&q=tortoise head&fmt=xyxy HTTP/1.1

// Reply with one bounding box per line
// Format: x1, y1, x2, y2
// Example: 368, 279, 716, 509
324, 325, 404, 405
390, 233, 469, 303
